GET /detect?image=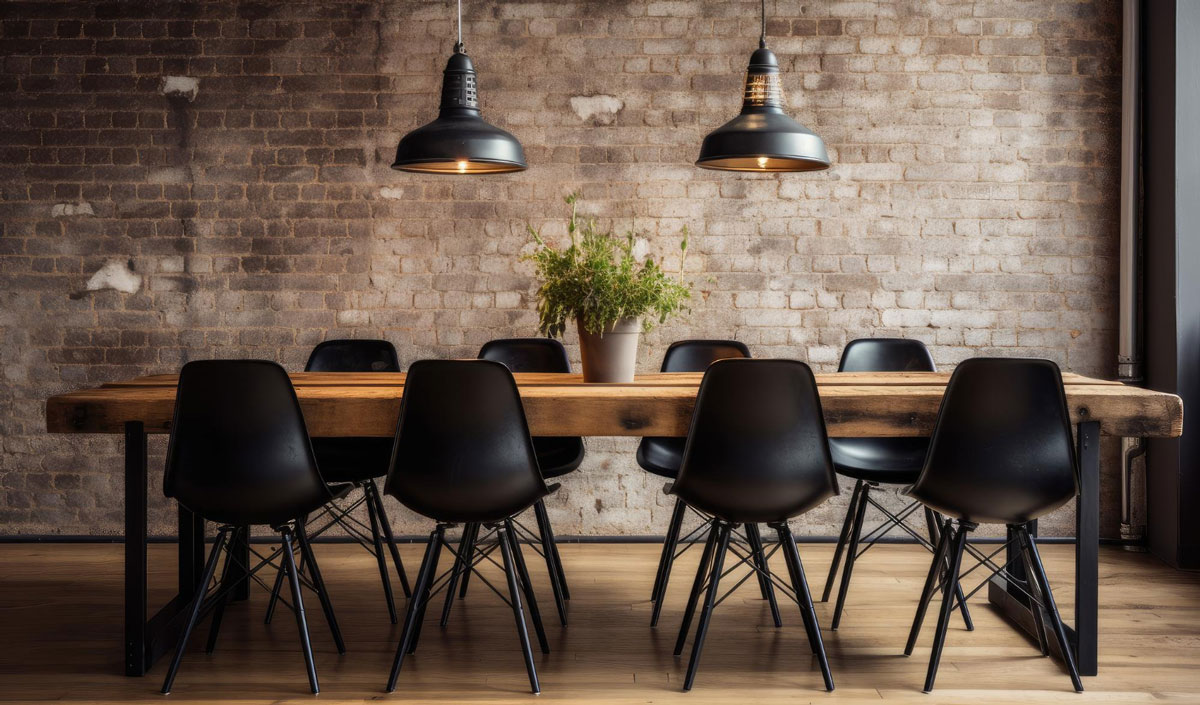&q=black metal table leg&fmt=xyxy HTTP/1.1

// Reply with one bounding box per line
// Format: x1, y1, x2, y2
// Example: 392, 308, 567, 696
124, 421, 148, 677
1075, 420, 1100, 676
987, 419, 1100, 678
